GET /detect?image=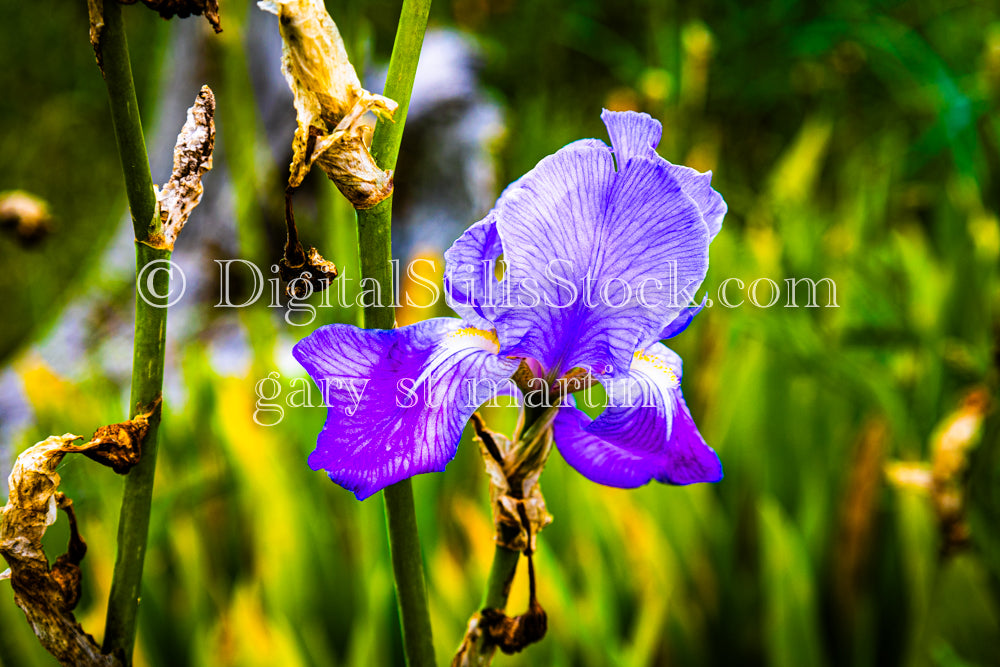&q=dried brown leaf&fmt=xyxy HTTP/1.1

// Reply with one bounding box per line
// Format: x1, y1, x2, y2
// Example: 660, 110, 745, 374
479, 599, 547, 655
0, 435, 121, 666
455, 414, 555, 665
148, 86, 216, 250
130, 0, 222, 33
0, 190, 53, 246
87, 0, 105, 72
260, 0, 398, 208
471, 413, 553, 553
885, 387, 990, 556
0, 404, 155, 665
83, 404, 157, 474
279, 246, 339, 298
